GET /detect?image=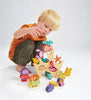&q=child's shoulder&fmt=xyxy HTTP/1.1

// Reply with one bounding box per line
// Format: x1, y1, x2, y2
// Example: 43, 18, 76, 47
20, 23, 36, 29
